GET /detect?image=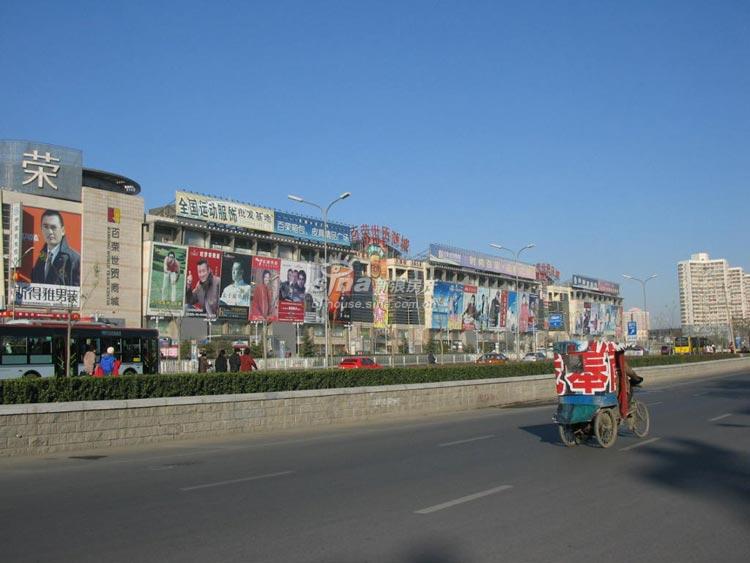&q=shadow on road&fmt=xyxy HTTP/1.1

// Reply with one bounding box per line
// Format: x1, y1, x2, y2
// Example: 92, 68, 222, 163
704, 377, 750, 402
518, 423, 564, 446
631, 437, 750, 522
